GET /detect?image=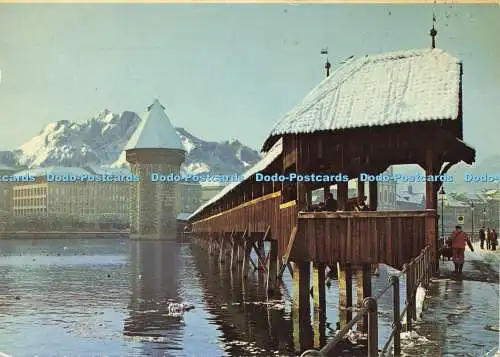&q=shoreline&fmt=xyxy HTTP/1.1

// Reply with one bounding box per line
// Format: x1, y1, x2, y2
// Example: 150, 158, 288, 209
0, 231, 130, 239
